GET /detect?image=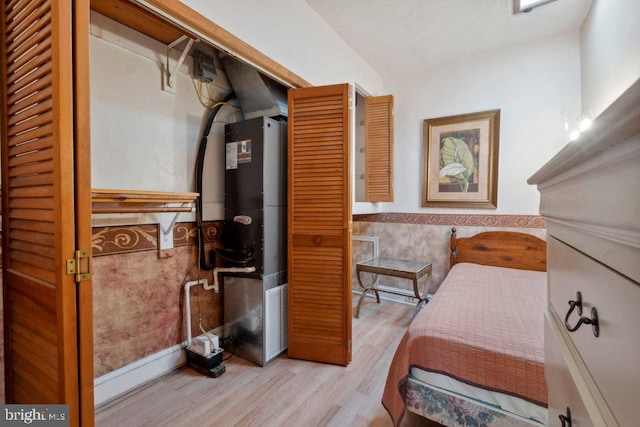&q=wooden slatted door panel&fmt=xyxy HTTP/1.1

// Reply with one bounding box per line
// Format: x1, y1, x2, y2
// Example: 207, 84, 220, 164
365, 95, 394, 202
288, 84, 352, 366
1, 0, 89, 424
